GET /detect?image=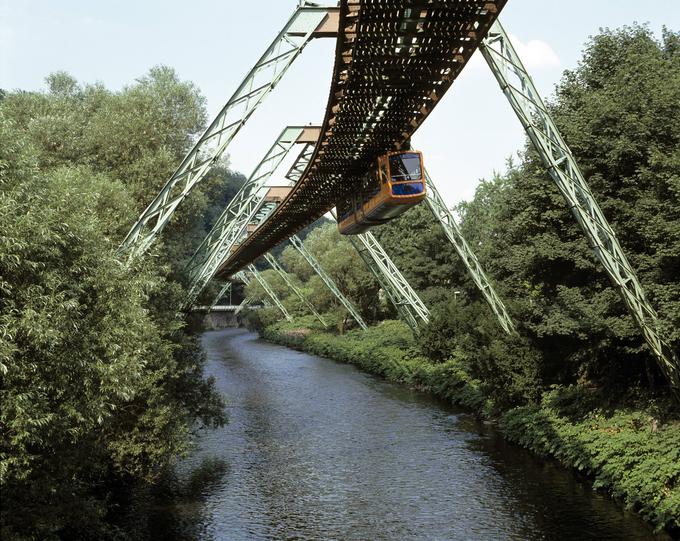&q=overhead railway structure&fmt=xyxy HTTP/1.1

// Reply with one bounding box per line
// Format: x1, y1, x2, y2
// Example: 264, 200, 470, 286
124, 0, 680, 396
216, 0, 505, 277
